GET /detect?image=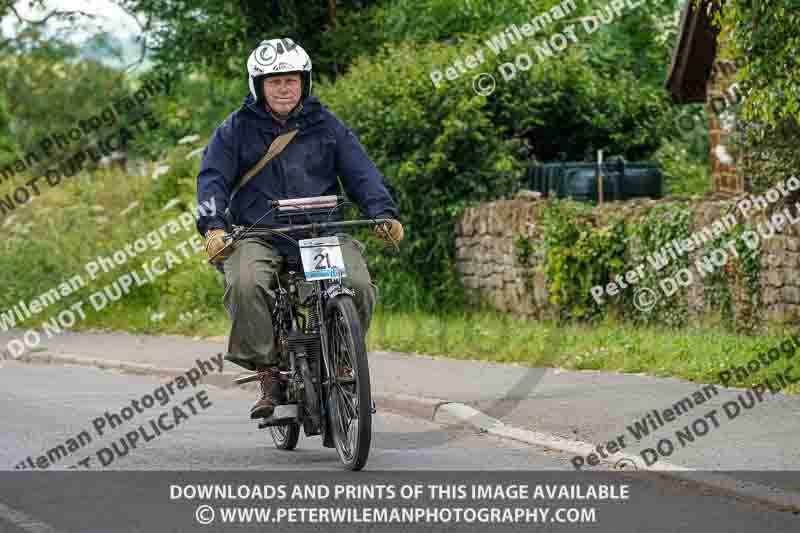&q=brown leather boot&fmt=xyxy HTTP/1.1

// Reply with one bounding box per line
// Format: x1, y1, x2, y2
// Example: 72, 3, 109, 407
250, 366, 282, 419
